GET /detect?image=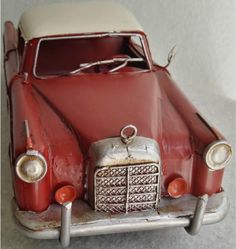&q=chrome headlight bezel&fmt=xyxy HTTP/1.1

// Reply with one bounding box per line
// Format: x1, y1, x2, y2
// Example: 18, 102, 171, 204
203, 140, 233, 171
15, 150, 47, 183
